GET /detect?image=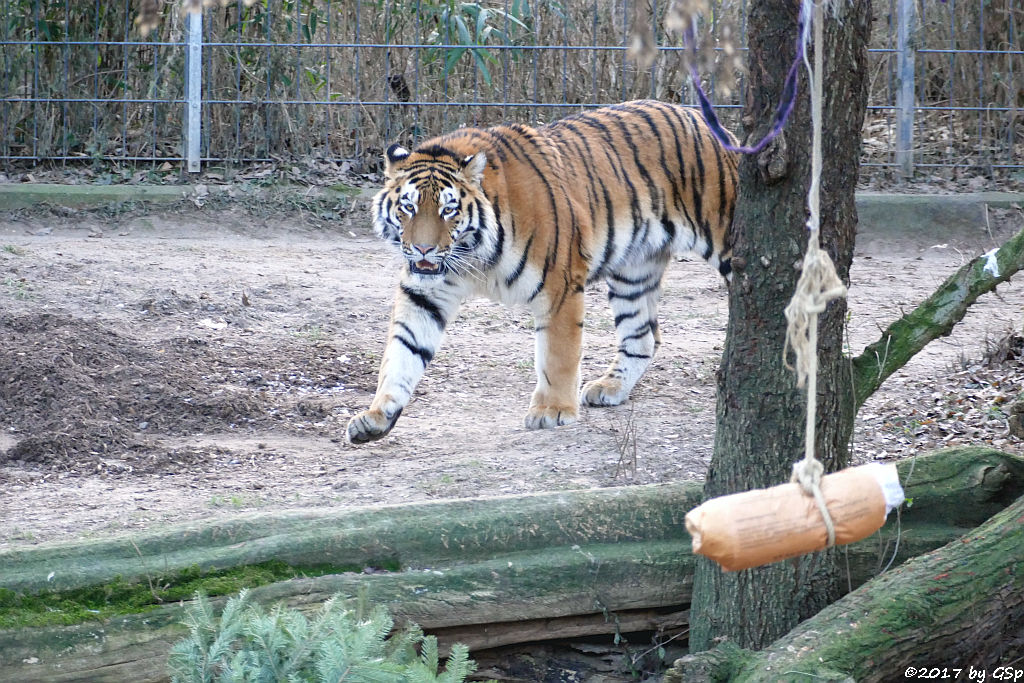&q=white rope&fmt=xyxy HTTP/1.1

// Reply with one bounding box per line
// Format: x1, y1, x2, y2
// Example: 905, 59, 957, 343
783, 0, 847, 548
